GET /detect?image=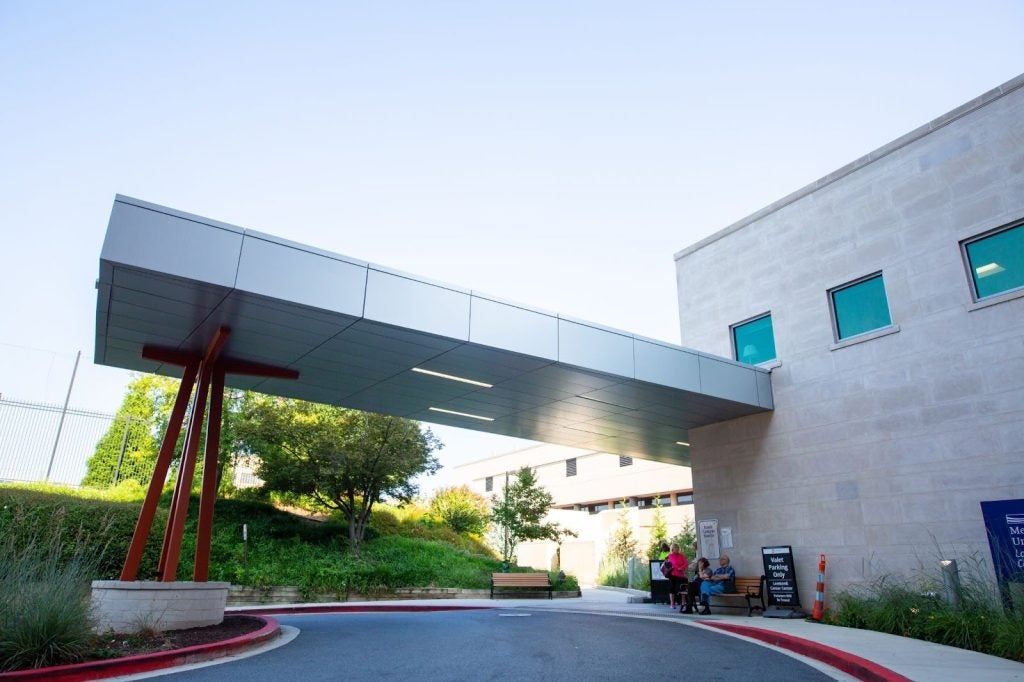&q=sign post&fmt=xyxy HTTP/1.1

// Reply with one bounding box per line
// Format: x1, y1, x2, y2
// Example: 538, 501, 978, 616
761, 545, 807, 618
980, 499, 1024, 611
